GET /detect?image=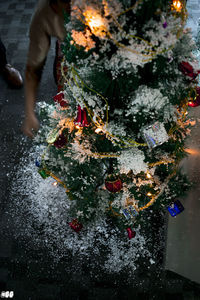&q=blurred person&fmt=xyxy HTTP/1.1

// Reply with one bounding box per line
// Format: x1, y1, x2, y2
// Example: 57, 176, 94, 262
0, 38, 23, 88
22, 0, 70, 138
